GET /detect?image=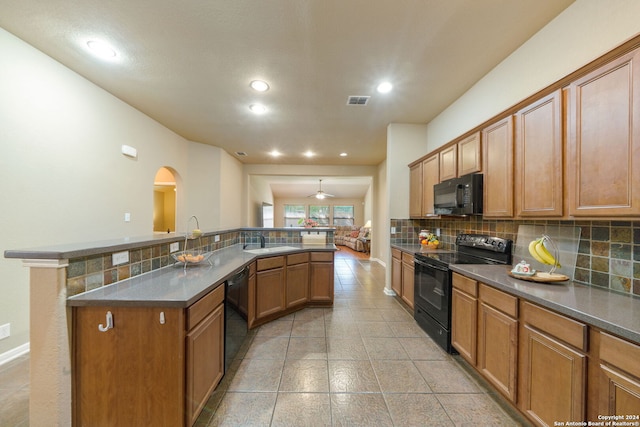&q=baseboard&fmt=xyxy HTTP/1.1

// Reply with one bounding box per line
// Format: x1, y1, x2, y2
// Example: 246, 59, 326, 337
0, 343, 30, 366
371, 257, 385, 267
